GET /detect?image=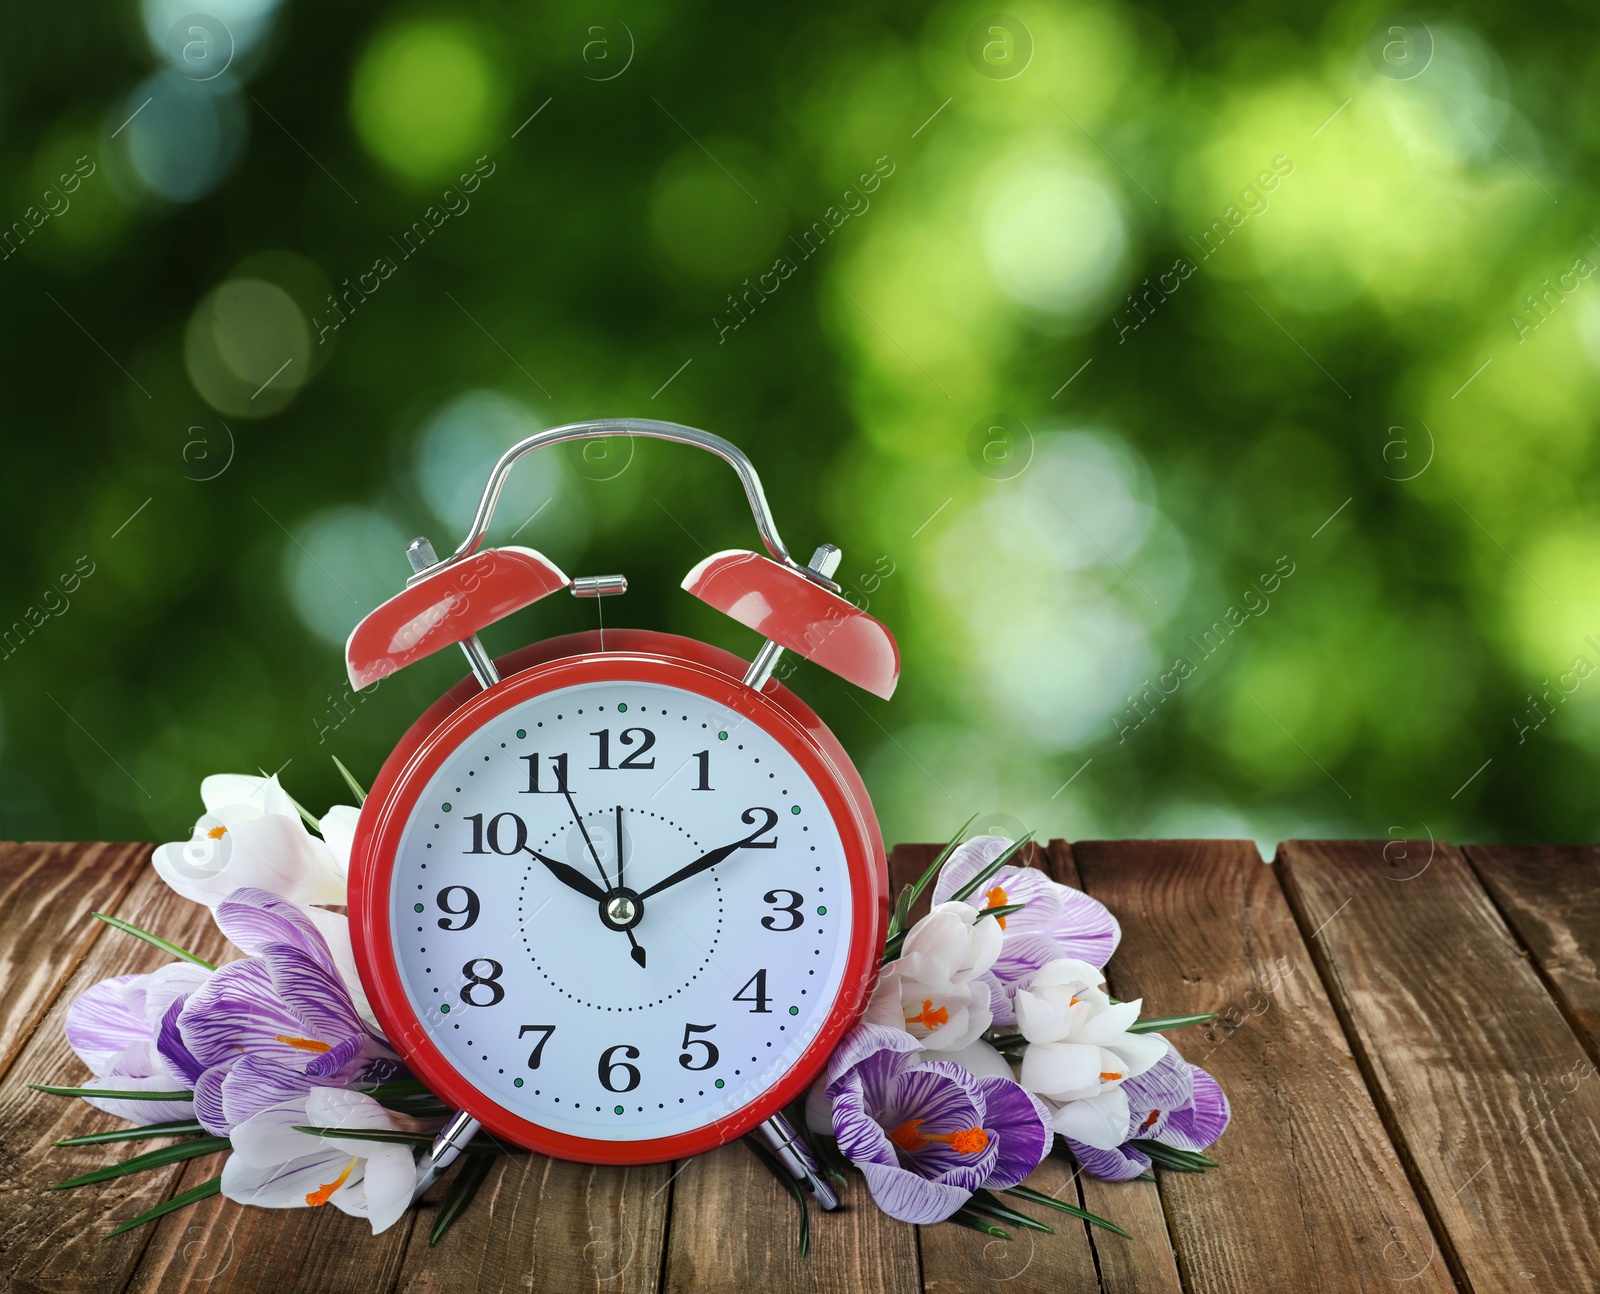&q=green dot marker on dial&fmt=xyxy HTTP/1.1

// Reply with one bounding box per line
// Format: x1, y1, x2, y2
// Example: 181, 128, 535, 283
718, 731, 728, 740
613, 1105, 624, 1115
442, 802, 452, 812
790, 805, 801, 815
514, 1077, 524, 1088
516, 729, 526, 739
441, 1003, 451, 1014
617, 702, 628, 712
817, 905, 827, 916
789, 1005, 799, 1016
414, 903, 424, 913
715, 1078, 725, 1088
